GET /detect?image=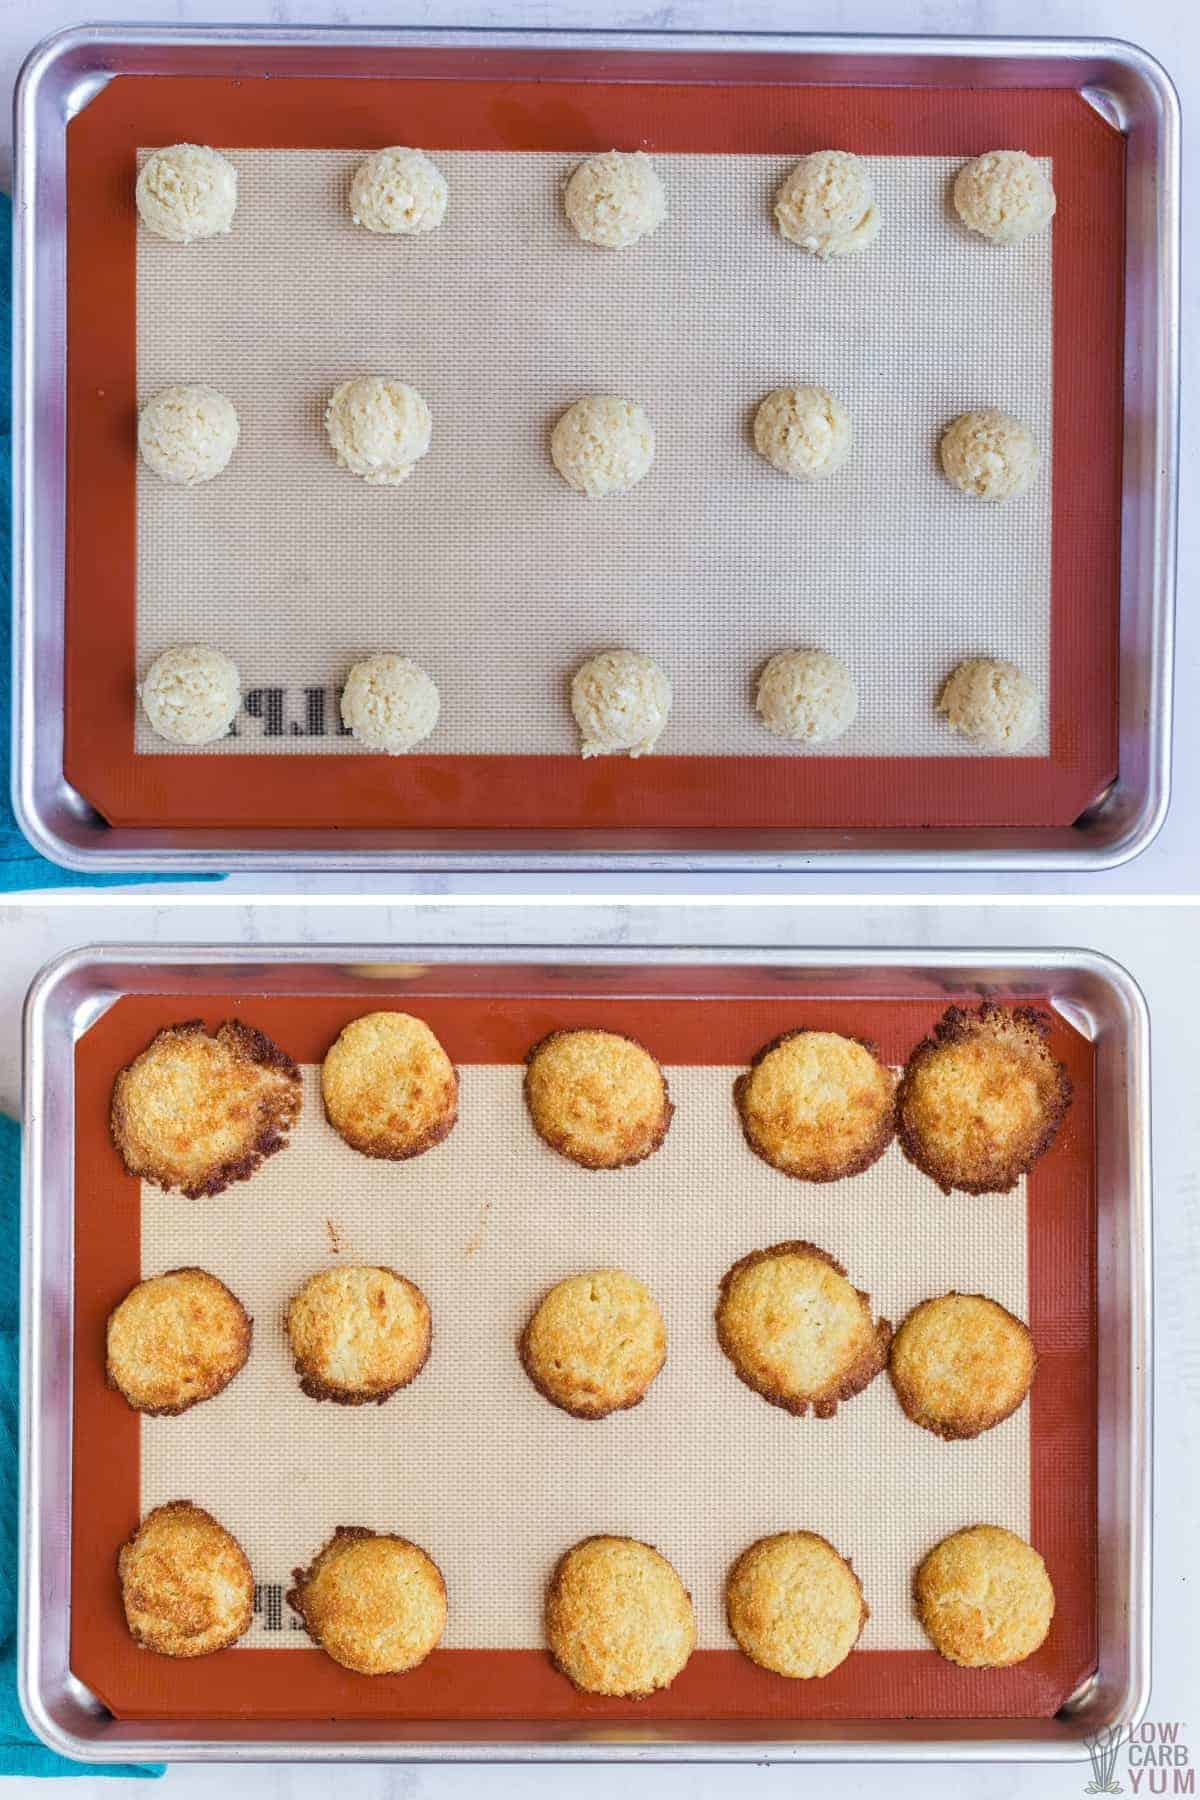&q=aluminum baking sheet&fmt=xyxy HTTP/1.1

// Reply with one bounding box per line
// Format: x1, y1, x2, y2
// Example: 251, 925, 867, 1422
11, 29, 1179, 872
20, 949, 1151, 1762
